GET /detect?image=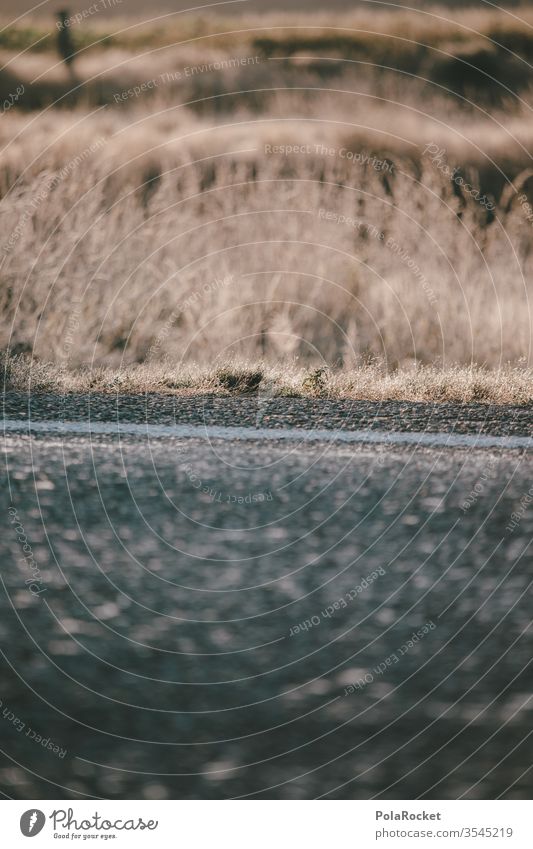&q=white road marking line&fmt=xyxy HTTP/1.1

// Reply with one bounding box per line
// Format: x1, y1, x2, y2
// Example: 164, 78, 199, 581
2, 417, 532, 450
